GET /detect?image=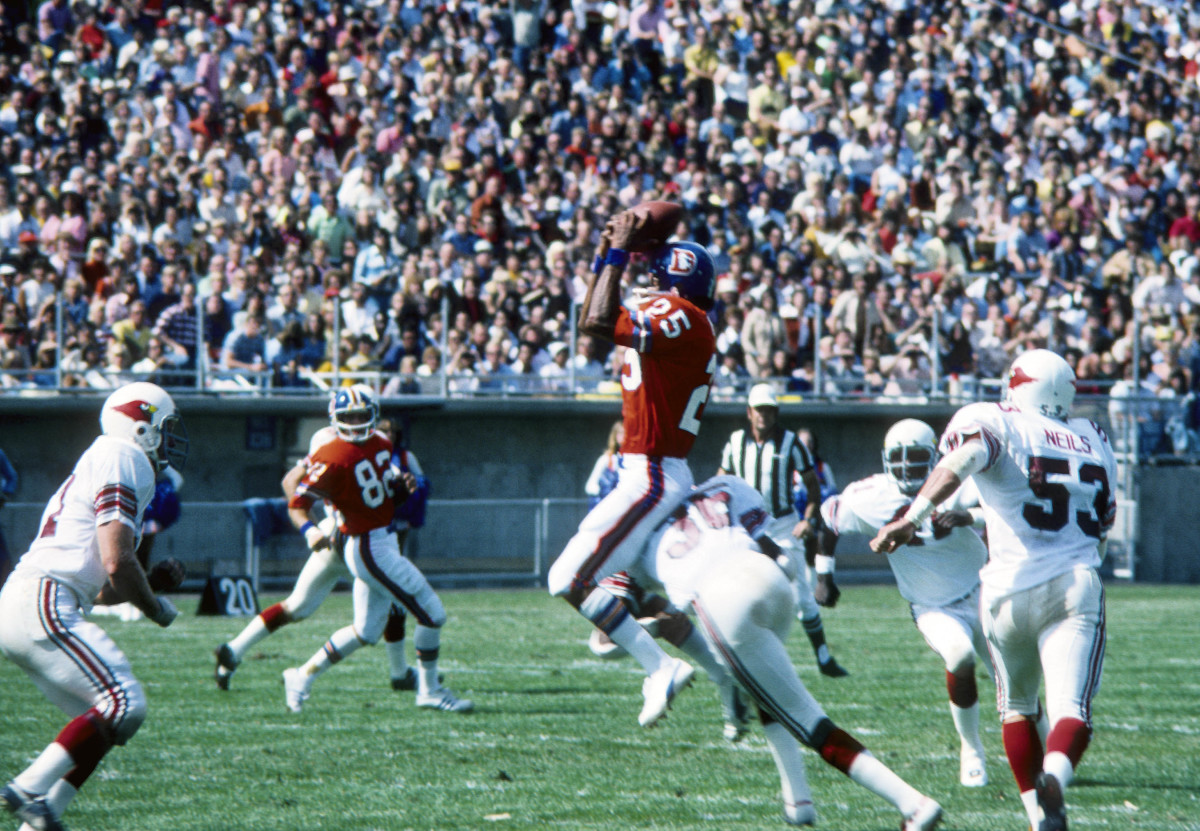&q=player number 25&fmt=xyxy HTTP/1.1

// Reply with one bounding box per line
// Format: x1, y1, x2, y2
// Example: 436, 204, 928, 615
354, 451, 397, 509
